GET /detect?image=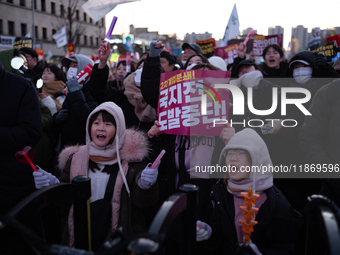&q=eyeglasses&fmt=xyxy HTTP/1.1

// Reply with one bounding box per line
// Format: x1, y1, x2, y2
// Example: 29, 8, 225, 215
226, 149, 248, 158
